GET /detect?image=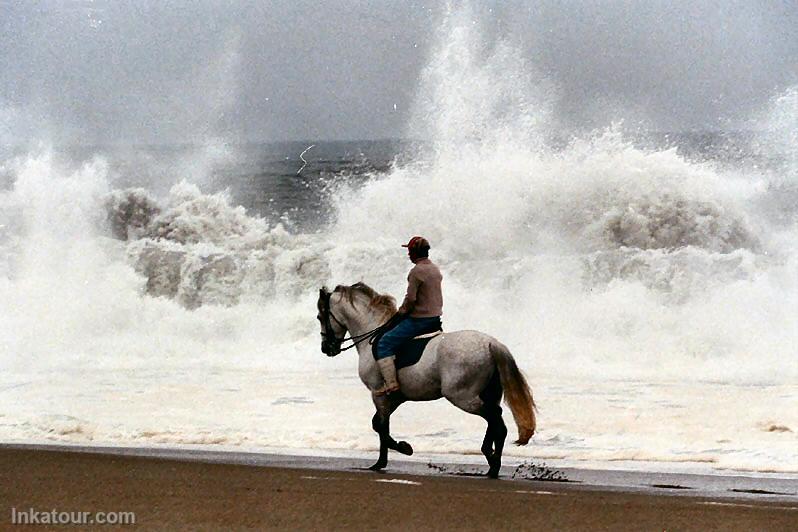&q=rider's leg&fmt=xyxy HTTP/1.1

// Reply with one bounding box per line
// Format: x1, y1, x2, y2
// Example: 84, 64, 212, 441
374, 356, 400, 395
373, 316, 442, 395
374, 318, 414, 395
